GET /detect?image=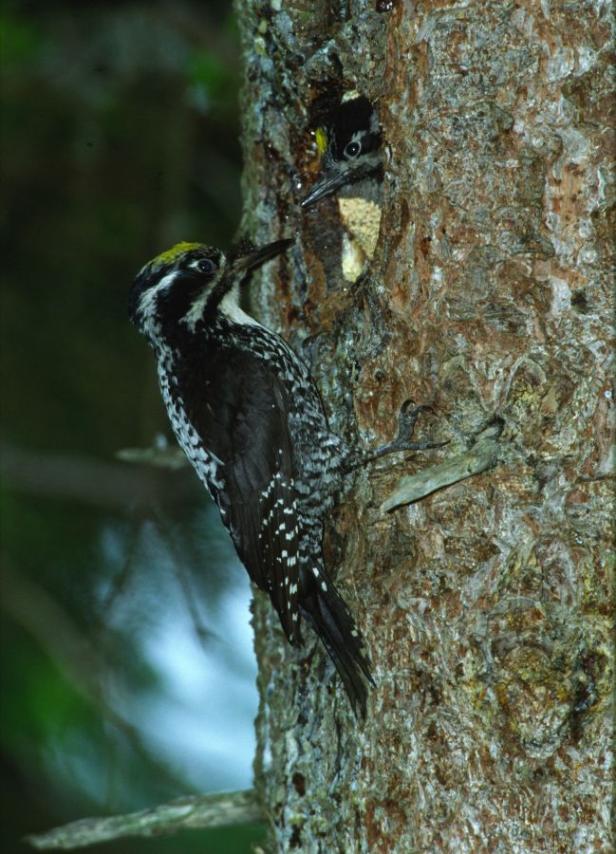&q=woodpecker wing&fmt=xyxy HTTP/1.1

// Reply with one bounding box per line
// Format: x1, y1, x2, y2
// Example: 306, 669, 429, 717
180, 342, 302, 643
